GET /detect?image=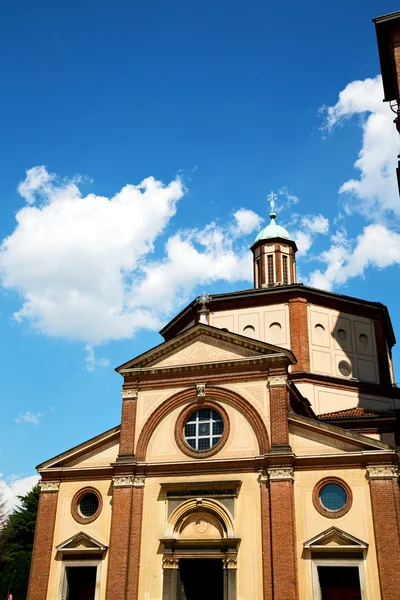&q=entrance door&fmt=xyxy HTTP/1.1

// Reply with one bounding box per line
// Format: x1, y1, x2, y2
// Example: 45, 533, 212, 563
318, 567, 362, 600
179, 559, 223, 600
65, 566, 97, 600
